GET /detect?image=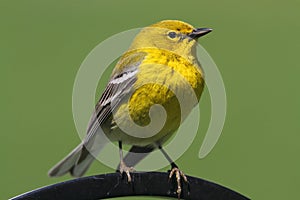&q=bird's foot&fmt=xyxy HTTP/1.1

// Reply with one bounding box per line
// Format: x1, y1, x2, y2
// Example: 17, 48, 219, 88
119, 161, 135, 182
169, 165, 188, 199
